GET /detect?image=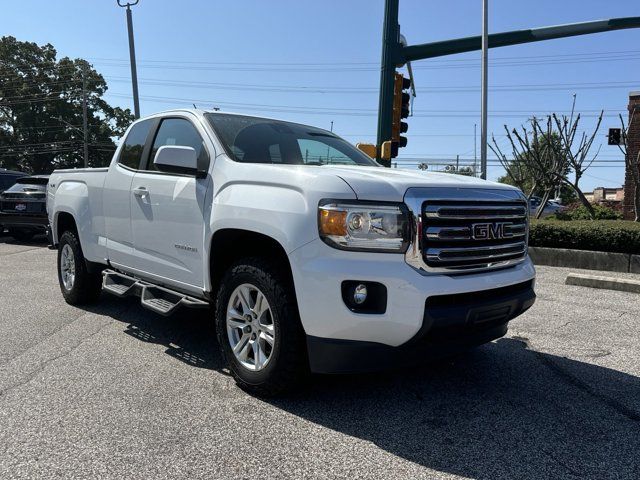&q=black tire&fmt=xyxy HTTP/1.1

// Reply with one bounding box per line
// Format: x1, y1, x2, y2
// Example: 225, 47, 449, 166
10, 229, 35, 242
57, 230, 103, 305
215, 258, 307, 396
